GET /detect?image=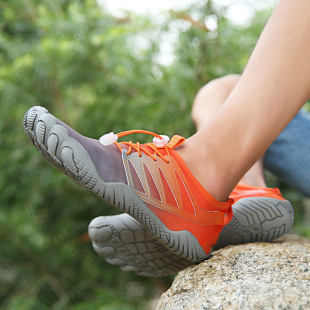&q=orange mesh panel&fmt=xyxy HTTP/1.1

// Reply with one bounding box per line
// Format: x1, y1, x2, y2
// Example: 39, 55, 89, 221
159, 168, 179, 209
175, 171, 195, 214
